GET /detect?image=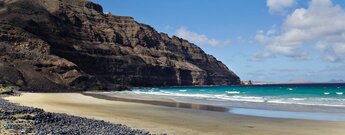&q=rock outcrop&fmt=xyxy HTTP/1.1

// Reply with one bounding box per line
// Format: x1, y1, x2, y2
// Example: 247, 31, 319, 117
0, 0, 240, 91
